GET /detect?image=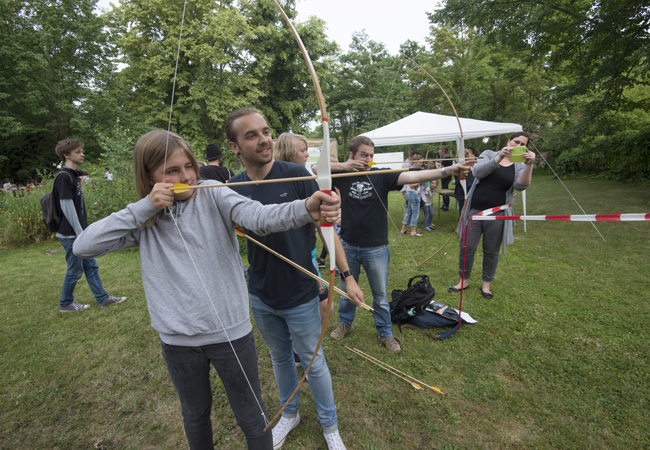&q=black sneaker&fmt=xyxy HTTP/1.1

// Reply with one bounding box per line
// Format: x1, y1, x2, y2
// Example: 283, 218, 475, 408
59, 301, 90, 313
